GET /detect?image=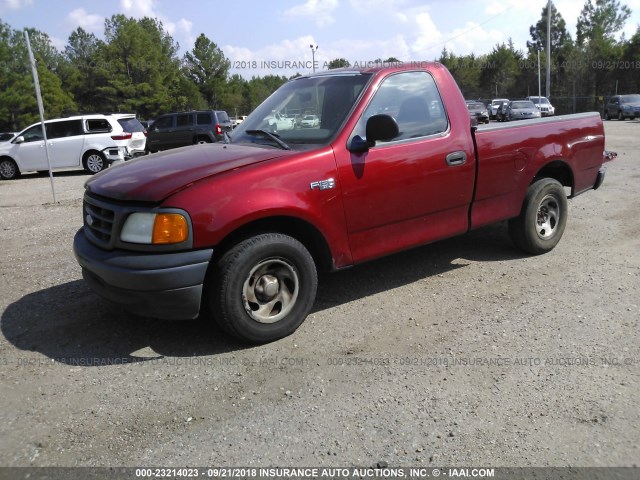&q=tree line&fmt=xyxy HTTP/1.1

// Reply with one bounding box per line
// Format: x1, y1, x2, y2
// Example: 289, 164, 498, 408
439, 0, 639, 114
0, 15, 289, 131
1, 0, 639, 131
